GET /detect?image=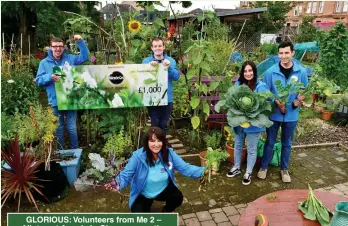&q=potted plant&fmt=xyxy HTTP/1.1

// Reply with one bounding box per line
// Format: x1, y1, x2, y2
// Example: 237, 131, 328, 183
322, 104, 336, 121
1, 137, 45, 211
225, 132, 247, 164
314, 101, 325, 113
